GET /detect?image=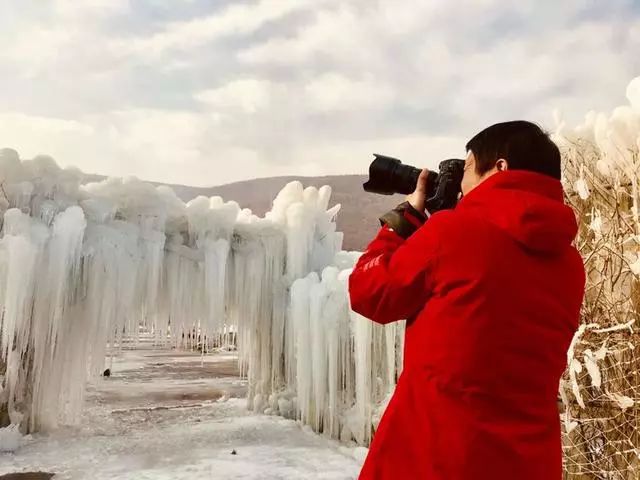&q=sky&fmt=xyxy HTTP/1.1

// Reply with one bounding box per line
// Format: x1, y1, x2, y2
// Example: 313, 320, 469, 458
0, 0, 639, 187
